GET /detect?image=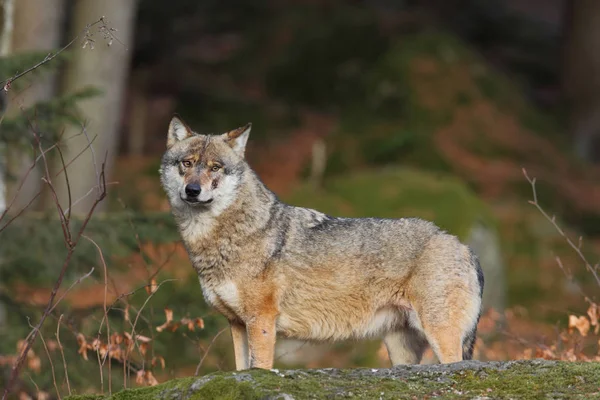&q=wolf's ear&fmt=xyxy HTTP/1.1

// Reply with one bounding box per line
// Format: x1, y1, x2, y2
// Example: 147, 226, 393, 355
167, 116, 194, 148
222, 123, 251, 156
